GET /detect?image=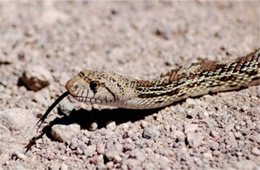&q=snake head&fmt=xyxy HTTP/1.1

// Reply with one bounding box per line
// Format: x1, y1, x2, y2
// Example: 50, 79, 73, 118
65, 70, 133, 106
